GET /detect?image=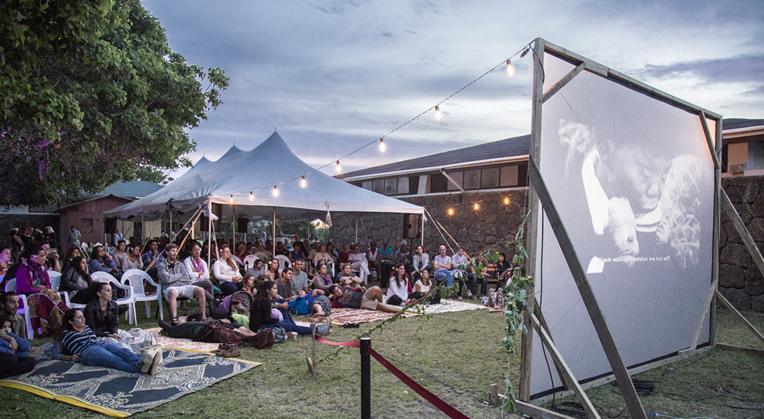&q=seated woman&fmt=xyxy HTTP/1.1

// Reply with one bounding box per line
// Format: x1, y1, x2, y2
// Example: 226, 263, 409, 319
496, 252, 512, 282
113, 240, 129, 271
88, 245, 121, 279
60, 256, 97, 304
290, 242, 305, 262
212, 245, 243, 296
0, 314, 35, 379
262, 259, 279, 282
83, 282, 121, 341
412, 245, 430, 274
15, 246, 69, 336
385, 263, 414, 306
58, 309, 162, 375
250, 281, 330, 336
60, 246, 81, 275
236, 242, 249, 261
121, 243, 145, 271
311, 262, 333, 293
